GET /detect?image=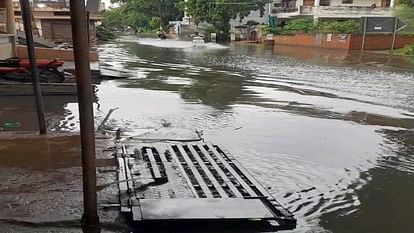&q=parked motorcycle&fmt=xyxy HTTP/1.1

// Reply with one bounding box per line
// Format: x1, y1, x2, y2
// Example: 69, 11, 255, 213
0, 58, 66, 83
